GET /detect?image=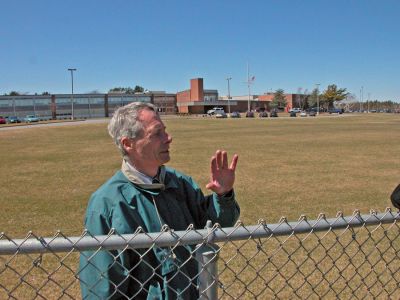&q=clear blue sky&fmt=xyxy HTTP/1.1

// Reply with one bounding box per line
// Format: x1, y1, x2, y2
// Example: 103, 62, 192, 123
1, 0, 399, 101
